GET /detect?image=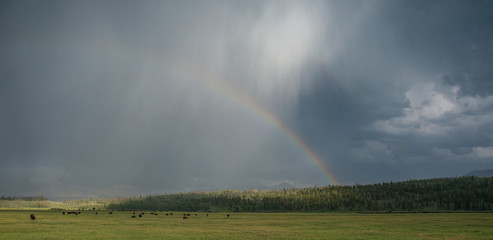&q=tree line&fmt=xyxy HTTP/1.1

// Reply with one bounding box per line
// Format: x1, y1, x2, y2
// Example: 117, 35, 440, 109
107, 176, 493, 212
